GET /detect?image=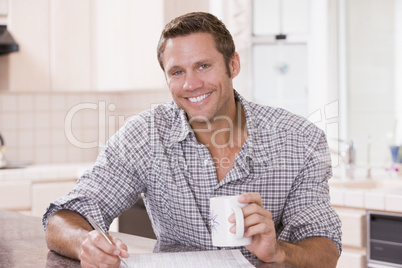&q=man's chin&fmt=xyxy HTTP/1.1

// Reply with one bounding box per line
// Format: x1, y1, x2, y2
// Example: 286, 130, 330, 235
187, 114, 212, 125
